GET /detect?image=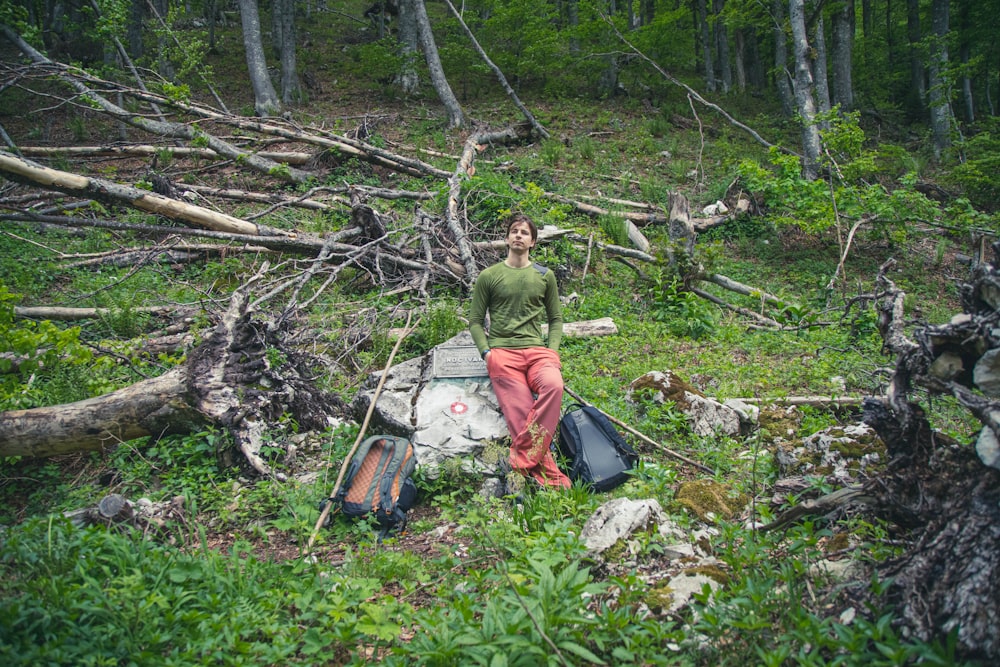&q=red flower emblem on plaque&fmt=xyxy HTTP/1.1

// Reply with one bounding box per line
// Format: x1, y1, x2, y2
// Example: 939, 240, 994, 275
451, 401, 468, 414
